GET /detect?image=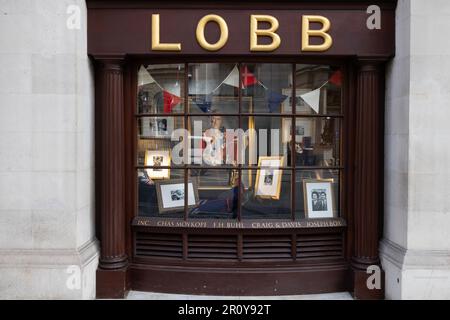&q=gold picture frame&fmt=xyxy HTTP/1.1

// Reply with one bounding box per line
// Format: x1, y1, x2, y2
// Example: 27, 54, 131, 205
144, 150, 171, 180
254, 156, 284, 200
